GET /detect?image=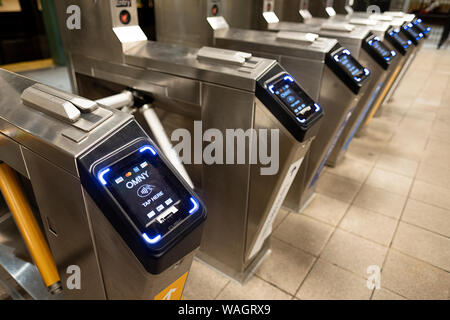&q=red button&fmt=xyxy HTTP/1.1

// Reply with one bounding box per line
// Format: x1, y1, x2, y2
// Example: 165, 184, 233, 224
211, 5, 218, 16
120, 10, 131, 24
